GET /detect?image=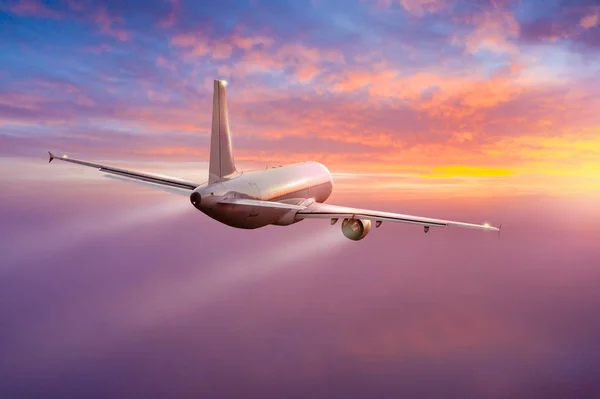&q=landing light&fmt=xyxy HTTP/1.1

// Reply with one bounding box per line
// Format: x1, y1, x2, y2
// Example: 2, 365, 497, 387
484, 223, 490, 228
221, 80, 228, 86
